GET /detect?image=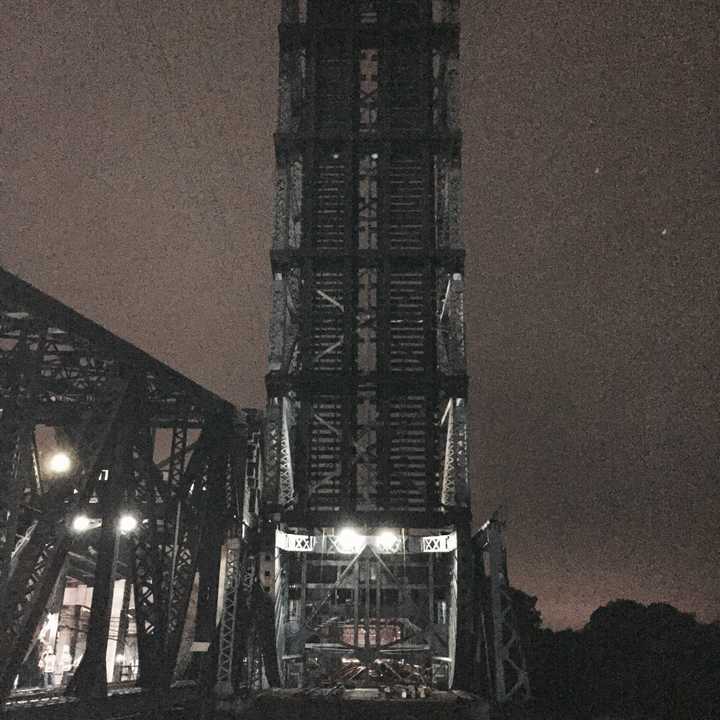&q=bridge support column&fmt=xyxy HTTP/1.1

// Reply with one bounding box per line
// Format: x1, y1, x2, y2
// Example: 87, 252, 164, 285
66, 384, 138, 699
474, 517, 531, 705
